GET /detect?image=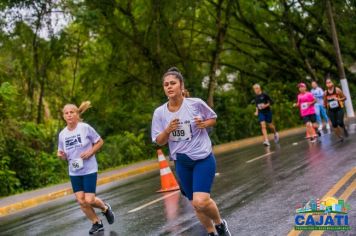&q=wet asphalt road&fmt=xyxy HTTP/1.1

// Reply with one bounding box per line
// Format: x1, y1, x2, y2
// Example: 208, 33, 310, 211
0, 126, 355, 236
